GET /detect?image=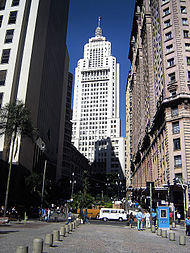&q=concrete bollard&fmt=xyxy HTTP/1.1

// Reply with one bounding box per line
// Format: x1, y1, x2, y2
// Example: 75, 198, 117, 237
44, 233, 53, 247
65, 224, 69, 233
53, 230, 60, 242
169, 232, 175, 241
60, 226, 66, 239
33, 238, 43, 253
161, 230, 167, 238
68, 223, 71, 233
151, 225, 156, 233
171, 222, 176, 228
157, 228, 162, 236
179, 235, 186, 245
16, 246, 28, 253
